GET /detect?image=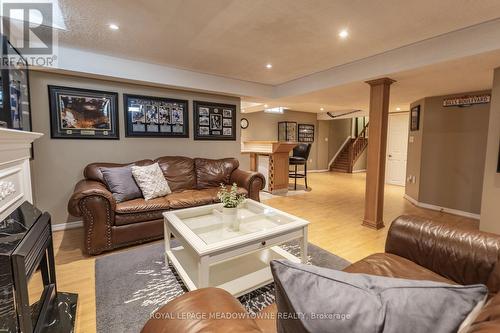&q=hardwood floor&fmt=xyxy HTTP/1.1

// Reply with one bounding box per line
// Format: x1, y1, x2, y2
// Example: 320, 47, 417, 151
52, 171, 478, 333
